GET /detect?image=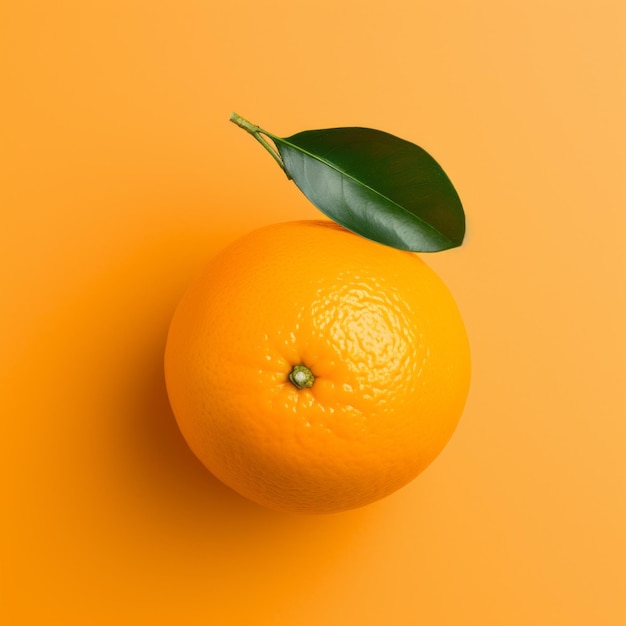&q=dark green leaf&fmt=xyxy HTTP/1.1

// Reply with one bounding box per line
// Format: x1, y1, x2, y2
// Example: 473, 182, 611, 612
272, 127, 465, 252
229, 114, 465, 252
